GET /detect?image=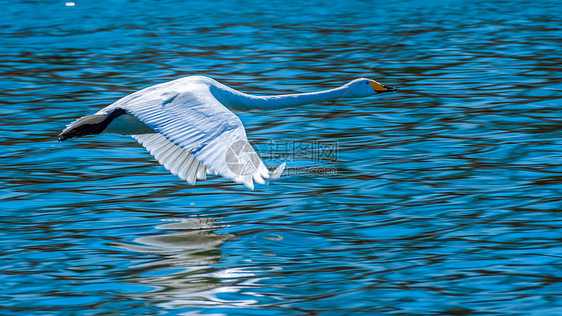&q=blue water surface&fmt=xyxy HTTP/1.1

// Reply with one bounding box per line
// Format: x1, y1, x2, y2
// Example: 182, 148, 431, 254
1, 0, 561, 315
